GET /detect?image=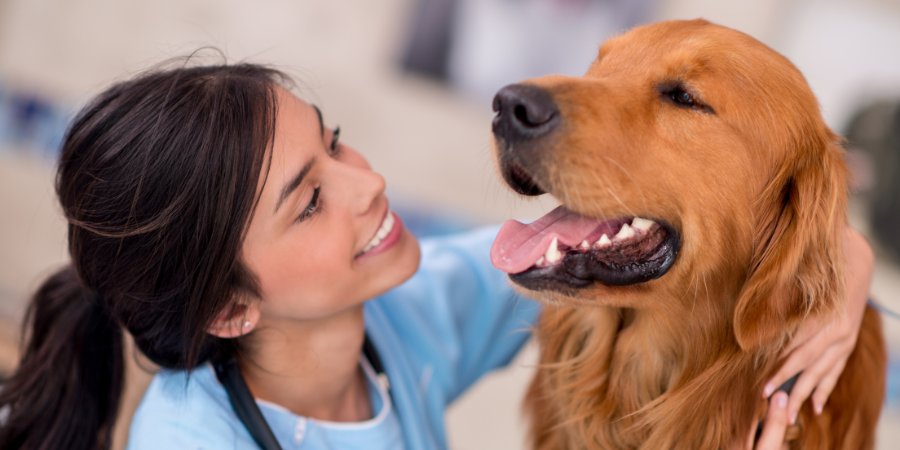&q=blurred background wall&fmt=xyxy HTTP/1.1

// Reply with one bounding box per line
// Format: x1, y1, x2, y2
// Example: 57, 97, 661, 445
0, 0, 898, 448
